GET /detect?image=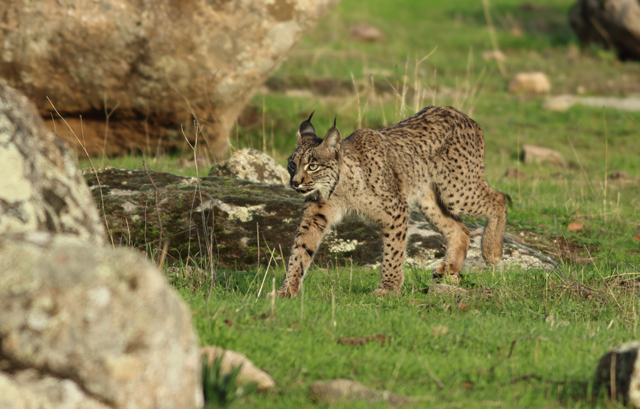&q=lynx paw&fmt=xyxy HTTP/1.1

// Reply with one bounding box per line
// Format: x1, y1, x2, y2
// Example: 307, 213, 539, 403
372, 287, 403, 297
433, 262, 462, 276
266, 290, 294, 298
432, 263, 461, 285
481, 248, 503, 266
372, 288, 389, 297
